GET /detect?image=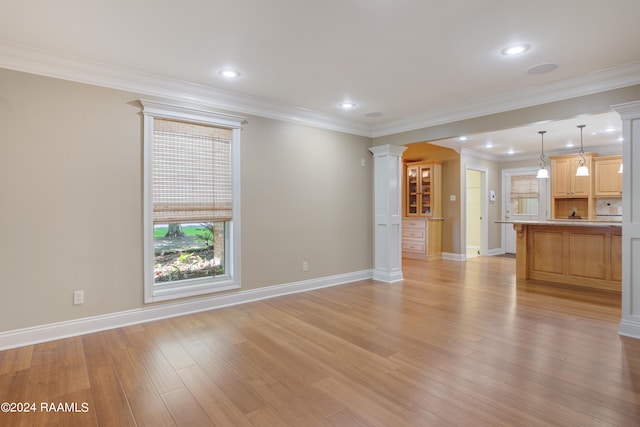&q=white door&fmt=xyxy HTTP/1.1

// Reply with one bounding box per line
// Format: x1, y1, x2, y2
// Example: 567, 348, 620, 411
503, 169, 548, 253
